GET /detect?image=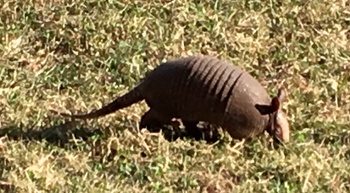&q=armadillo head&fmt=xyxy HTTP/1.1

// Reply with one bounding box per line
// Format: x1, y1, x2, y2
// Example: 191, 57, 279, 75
266, 88, 290, 143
